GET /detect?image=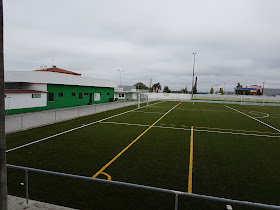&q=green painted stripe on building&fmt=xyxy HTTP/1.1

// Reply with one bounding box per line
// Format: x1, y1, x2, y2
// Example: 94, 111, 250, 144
6, 84, 114, 115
